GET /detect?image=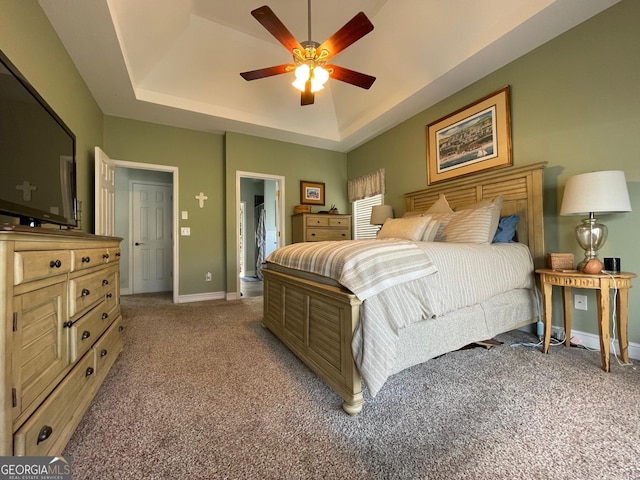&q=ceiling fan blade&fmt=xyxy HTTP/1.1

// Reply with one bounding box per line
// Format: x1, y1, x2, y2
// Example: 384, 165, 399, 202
301, 80, 314, 106
240, 64, 294, 81
317, 12, 374, 61
251, 5, 303, 53
327, 65, 376, 89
